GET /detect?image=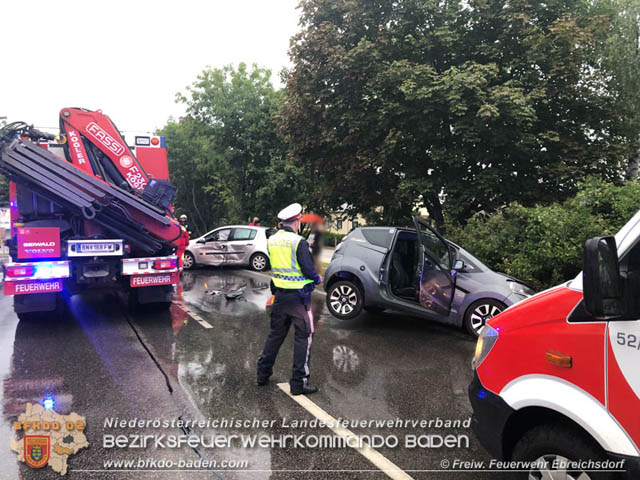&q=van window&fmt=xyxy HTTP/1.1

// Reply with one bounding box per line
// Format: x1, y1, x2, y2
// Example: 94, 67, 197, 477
362, 229, 394, 248
454, 248, 487, 272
